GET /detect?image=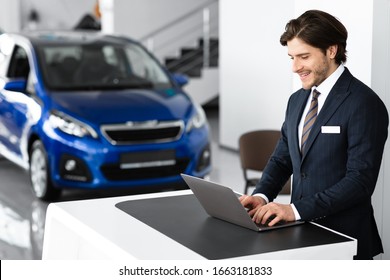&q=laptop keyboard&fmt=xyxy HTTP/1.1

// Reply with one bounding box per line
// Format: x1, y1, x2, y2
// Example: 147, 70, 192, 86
256, 217, 286, 227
